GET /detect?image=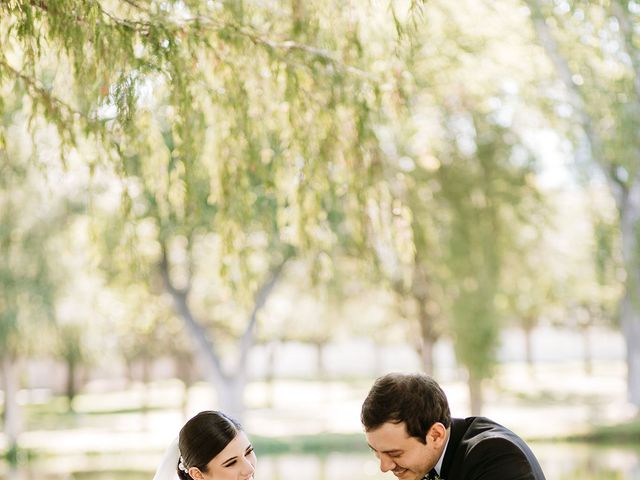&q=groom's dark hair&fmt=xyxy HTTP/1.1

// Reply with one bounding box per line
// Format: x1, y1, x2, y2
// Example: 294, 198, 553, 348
361, 372, 451, 443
